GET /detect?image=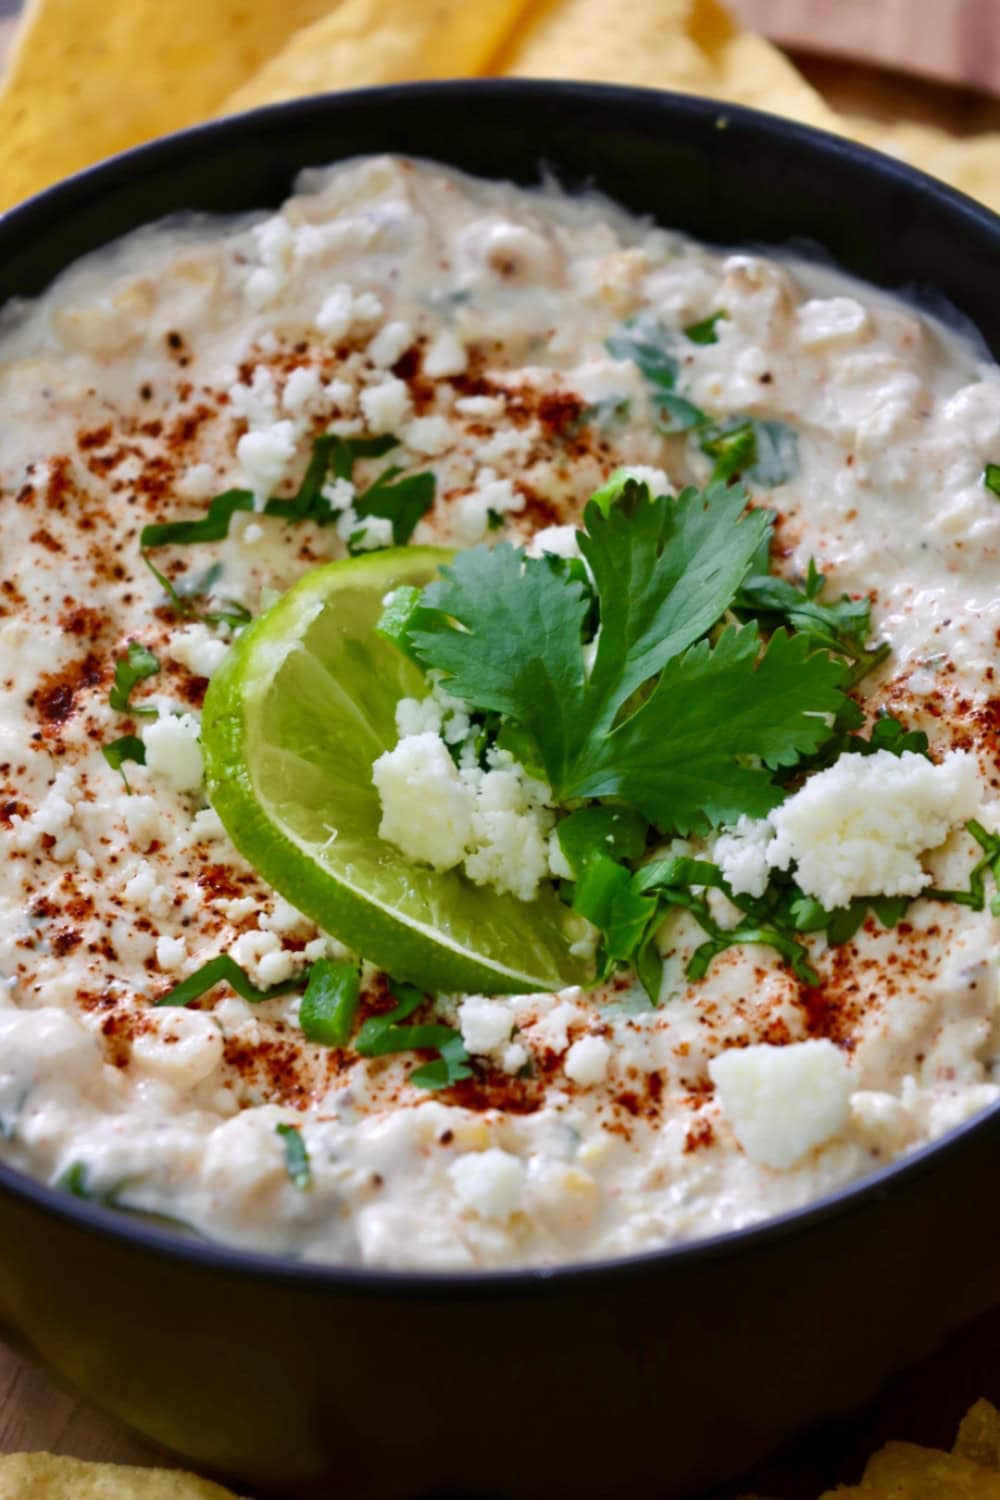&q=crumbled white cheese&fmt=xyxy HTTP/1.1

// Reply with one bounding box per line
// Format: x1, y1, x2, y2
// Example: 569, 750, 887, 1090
528, 524, 582, 561
458, 996, 515, 1057
321, 476, 355, 514
767, 748, 981, 908
229, 927, 297, 988
423, 329, 468, 378
367, 320, 412, 368
404, 415, 454, 455
190, 807, 225, 842
316, 284, 383, 340
169, 624, 228, 680
462, 762, 554, 901
455, 394, 504, 419
709, 1039, 852, 1169
454, 468, 524, 542
346, 514, 394, 552
282, 365, 326, 418
449, 1149, 525, 1220
616, 464, 671, 495
796, 297, 870, 349
713, 814, 773, 899
236, 421, 298, 501
142, 714, 204, 793
360, 377, 411, 434
176, 462, 217, 500
564, 1035, 611, 1087
228, 366, 278, 426
372, 732, 475, 870
10, 769, 80, 861
155, 934, 187, 972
